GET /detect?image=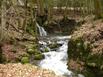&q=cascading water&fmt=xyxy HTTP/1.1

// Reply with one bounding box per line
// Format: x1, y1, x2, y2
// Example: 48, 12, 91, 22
36, 23, 47, 36
37, 23, 84, 77
39, 36, 72, 77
